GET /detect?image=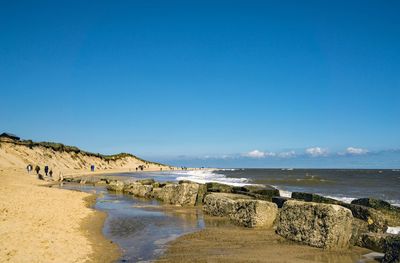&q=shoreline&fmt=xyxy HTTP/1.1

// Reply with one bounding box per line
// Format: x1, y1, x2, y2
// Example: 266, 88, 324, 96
157, 224, 372, 263
80, 195, 121, 262
0, 168, 120, 262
